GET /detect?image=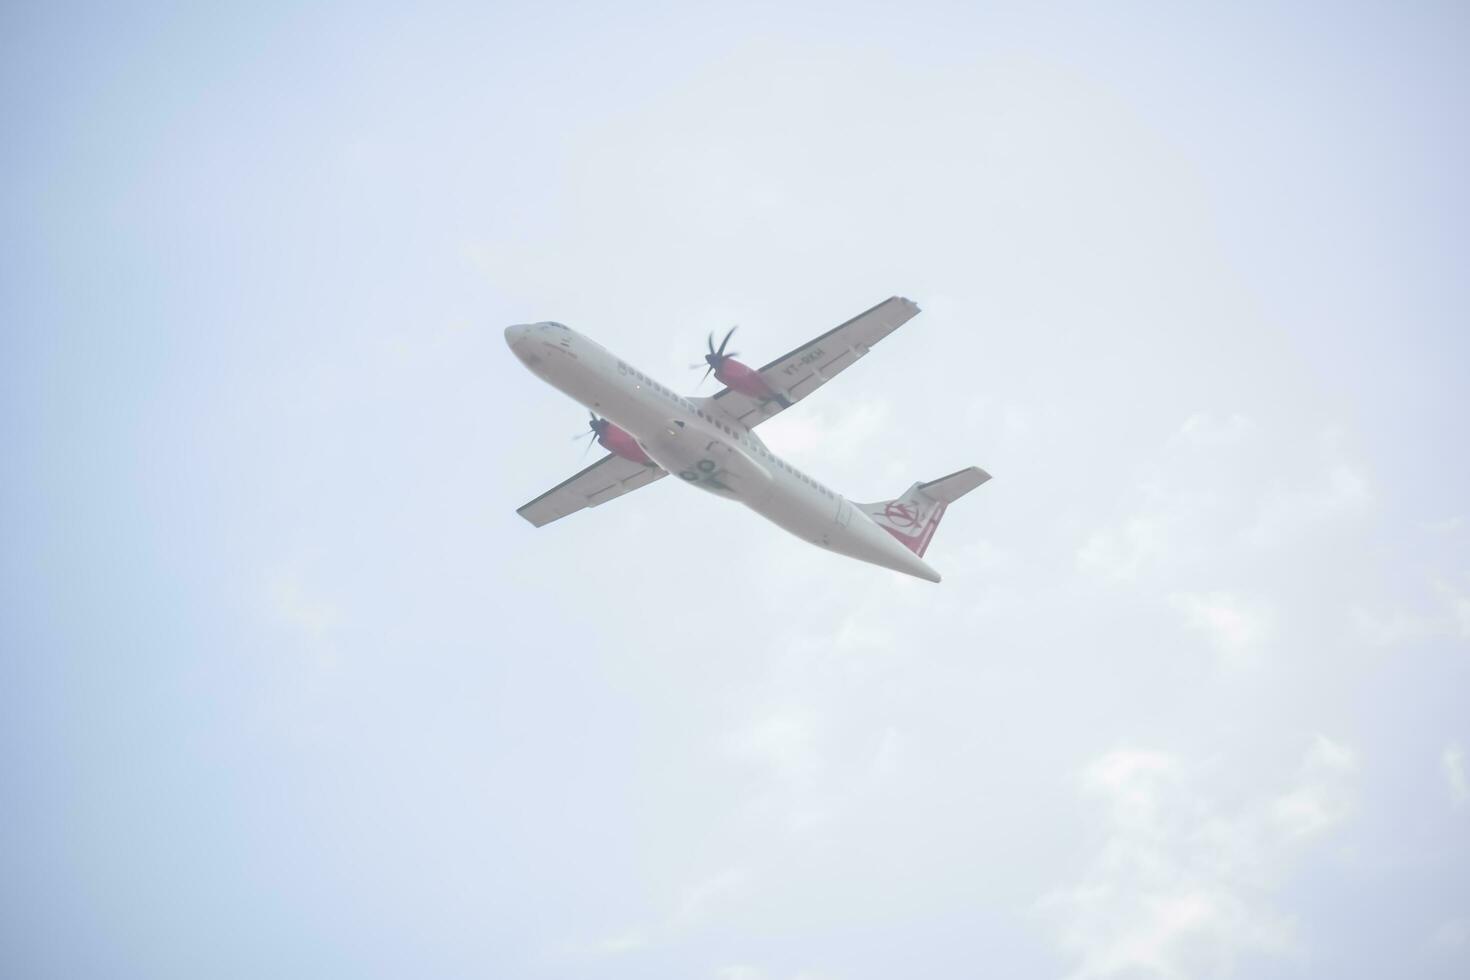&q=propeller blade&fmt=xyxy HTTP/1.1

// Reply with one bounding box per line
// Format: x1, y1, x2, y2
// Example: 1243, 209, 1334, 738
702, 363, 714, 383
717, 325, 737, 357
707, 330, 716, 355
577, 411, 603, 444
